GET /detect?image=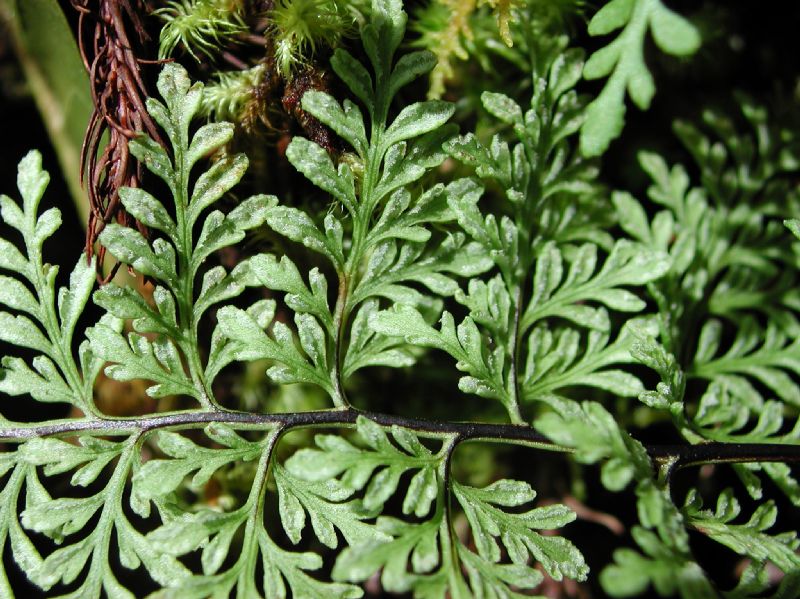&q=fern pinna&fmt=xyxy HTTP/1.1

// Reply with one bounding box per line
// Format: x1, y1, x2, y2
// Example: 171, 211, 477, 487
1, 1, 799, 597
